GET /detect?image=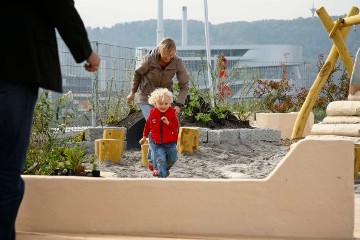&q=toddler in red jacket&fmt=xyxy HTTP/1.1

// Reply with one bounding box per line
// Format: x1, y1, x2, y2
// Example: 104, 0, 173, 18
139, 88, 179, 177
